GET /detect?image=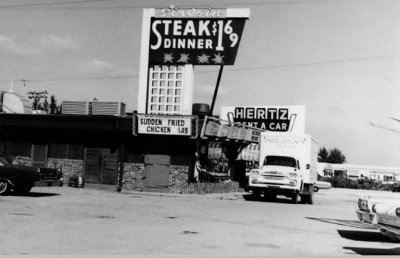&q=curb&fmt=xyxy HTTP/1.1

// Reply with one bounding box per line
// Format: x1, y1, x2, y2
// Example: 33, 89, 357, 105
121, 190, 247, 200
